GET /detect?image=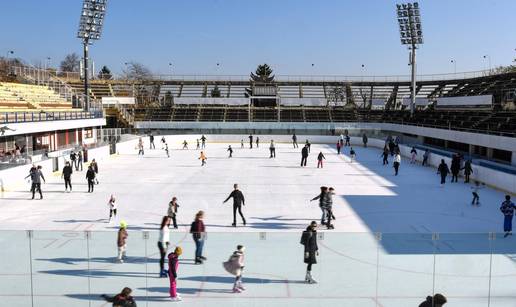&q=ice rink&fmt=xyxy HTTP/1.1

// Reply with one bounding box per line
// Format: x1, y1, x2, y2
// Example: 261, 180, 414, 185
1, 138, 515, 306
